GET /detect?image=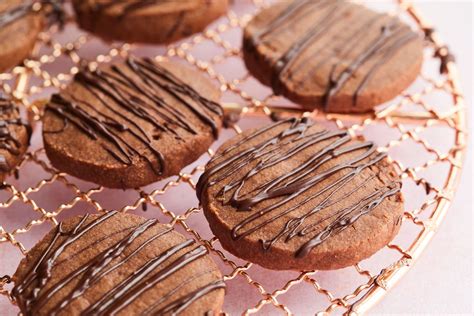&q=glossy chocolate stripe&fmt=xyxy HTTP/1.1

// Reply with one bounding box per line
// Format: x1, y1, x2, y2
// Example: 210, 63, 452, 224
152, 279, 226, 315
31, 223, 141, 308
352, 31, 419, 105
323, 22, 418, 108
47, 94, 151, 167
12, 211, 118, 312
271, 1, 345, 94
0, 0, 63, 29
13, 212, 222, 315
197, 118, 401, 257
230, 143, 381, 239
85, 244, 208, 315
246, 0, 421, 109
45, 57, 222, 175
140, 269, 218, 315
43, 219, 158, 314
289, 13, 383, 84
0, 98, 32, 172
296, 182, 401, 257
0, 1, 33, 28
250, 0, 324, 44
130, 58, 222, 137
